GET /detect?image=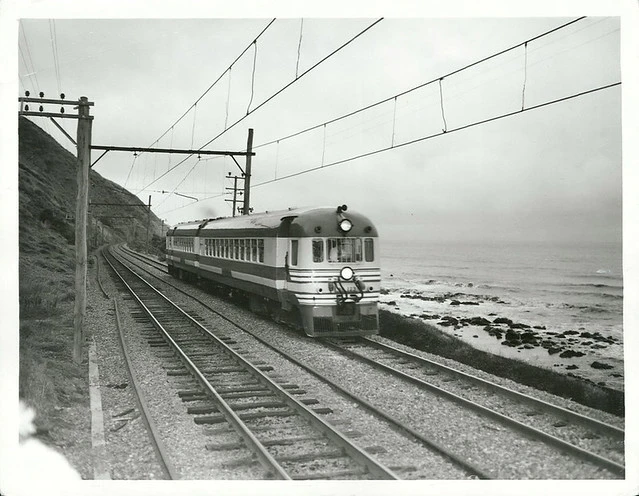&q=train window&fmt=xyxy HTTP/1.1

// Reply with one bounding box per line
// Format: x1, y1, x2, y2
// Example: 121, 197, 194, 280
328, 238, 362, 263
312, 239, 324, 262
234, 240, 239, 260
258, 239, 264, 263
291, 240, 298, 266
355, 239, 362, 262
239, 239, 245, 260
251, 239, 257, 262
365, 238, 374, 261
